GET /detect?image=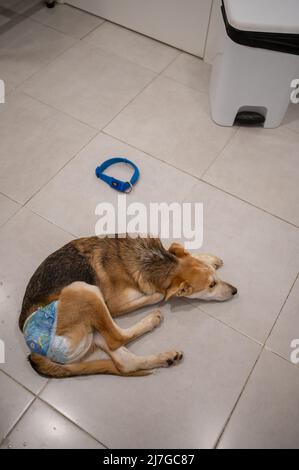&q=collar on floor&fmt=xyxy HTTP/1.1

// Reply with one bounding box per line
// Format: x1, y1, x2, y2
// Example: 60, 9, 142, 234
95, 157, 140, 193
